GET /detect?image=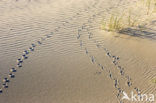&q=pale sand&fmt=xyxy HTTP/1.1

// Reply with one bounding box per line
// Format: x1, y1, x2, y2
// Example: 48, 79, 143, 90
0, 0, 156, 103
